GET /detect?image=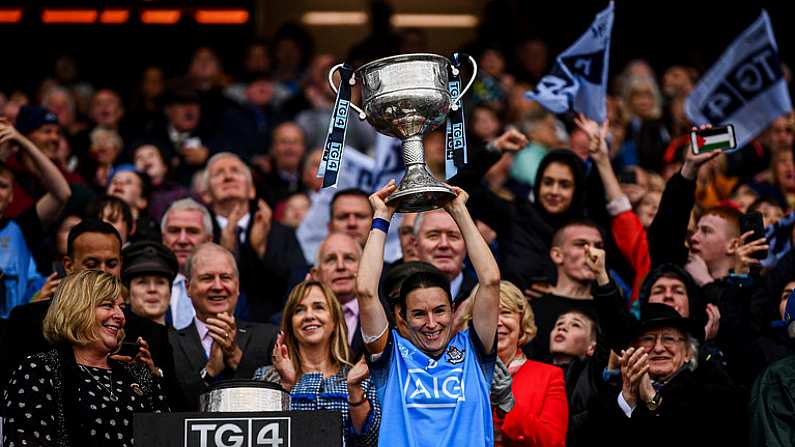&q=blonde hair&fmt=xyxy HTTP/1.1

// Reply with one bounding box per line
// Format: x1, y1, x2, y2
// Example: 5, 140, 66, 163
622, 75, 662, 120
462, 280, 537, 345
281, 280, 352, 377
43, 270, 127, 348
